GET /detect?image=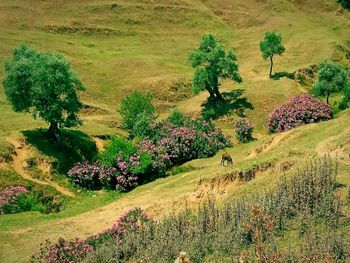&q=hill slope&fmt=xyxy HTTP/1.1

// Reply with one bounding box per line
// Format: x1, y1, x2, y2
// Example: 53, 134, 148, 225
0, 0, 350, 262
